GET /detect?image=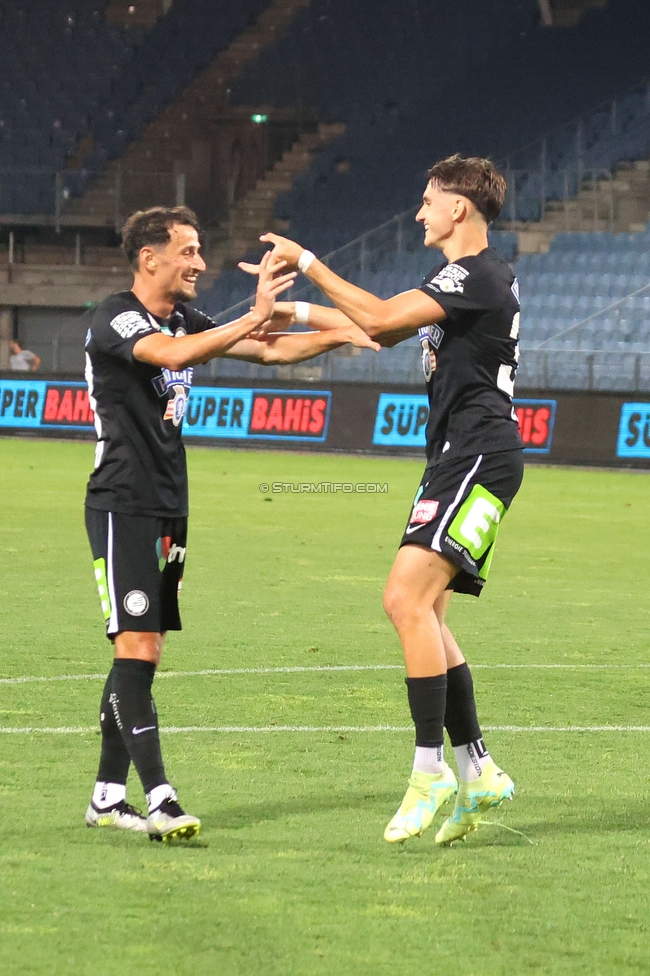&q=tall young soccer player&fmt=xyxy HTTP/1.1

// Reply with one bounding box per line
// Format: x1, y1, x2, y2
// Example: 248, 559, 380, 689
83, 206, 377, 841
251, 156, 523, 845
